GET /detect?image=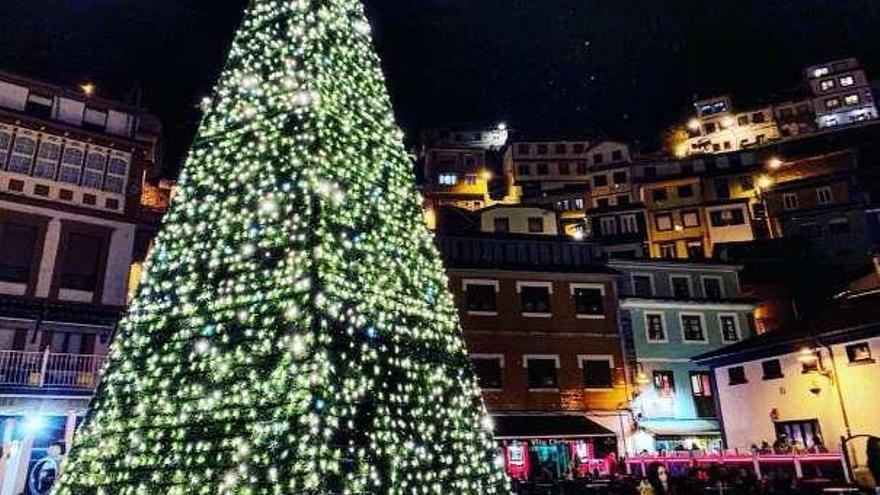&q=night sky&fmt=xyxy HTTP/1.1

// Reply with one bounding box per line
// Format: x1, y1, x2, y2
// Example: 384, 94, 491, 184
2, 0, 880, 176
